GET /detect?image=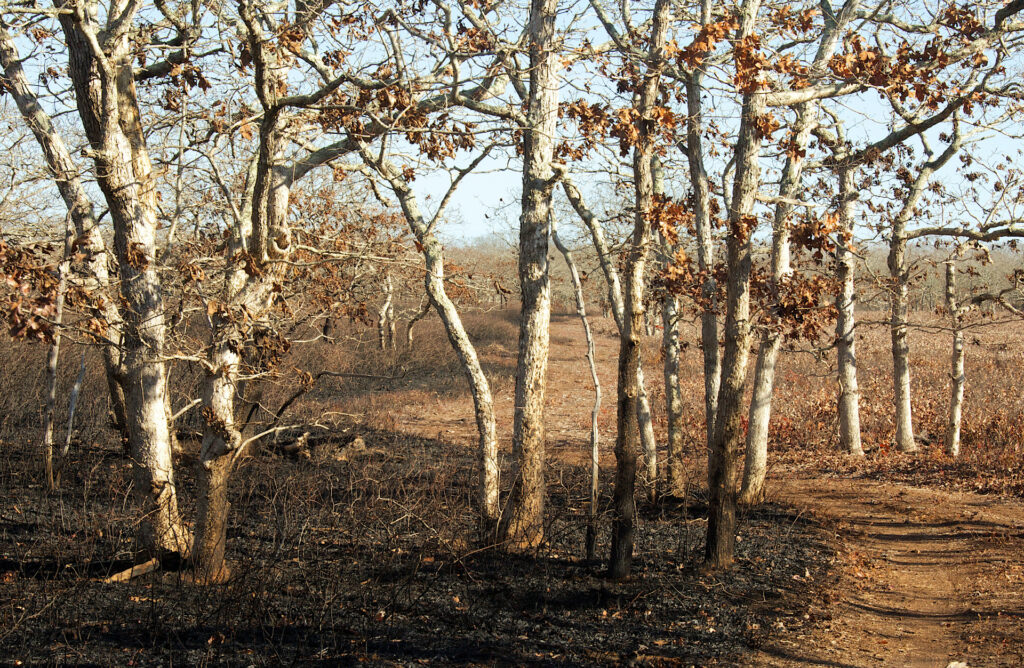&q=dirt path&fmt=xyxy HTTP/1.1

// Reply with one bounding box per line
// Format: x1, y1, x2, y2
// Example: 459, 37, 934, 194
751, 478, 1024, 667
396, 313, 1024, 666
